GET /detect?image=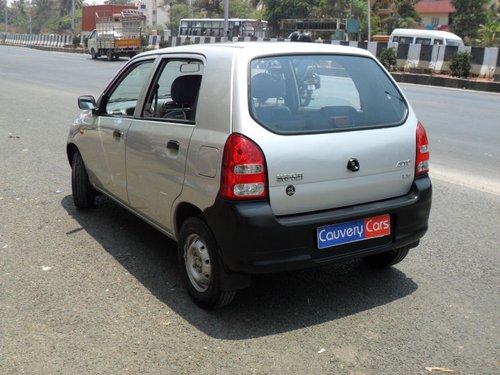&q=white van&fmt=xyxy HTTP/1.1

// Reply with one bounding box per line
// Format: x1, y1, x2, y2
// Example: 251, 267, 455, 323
389, 28, 464, 46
